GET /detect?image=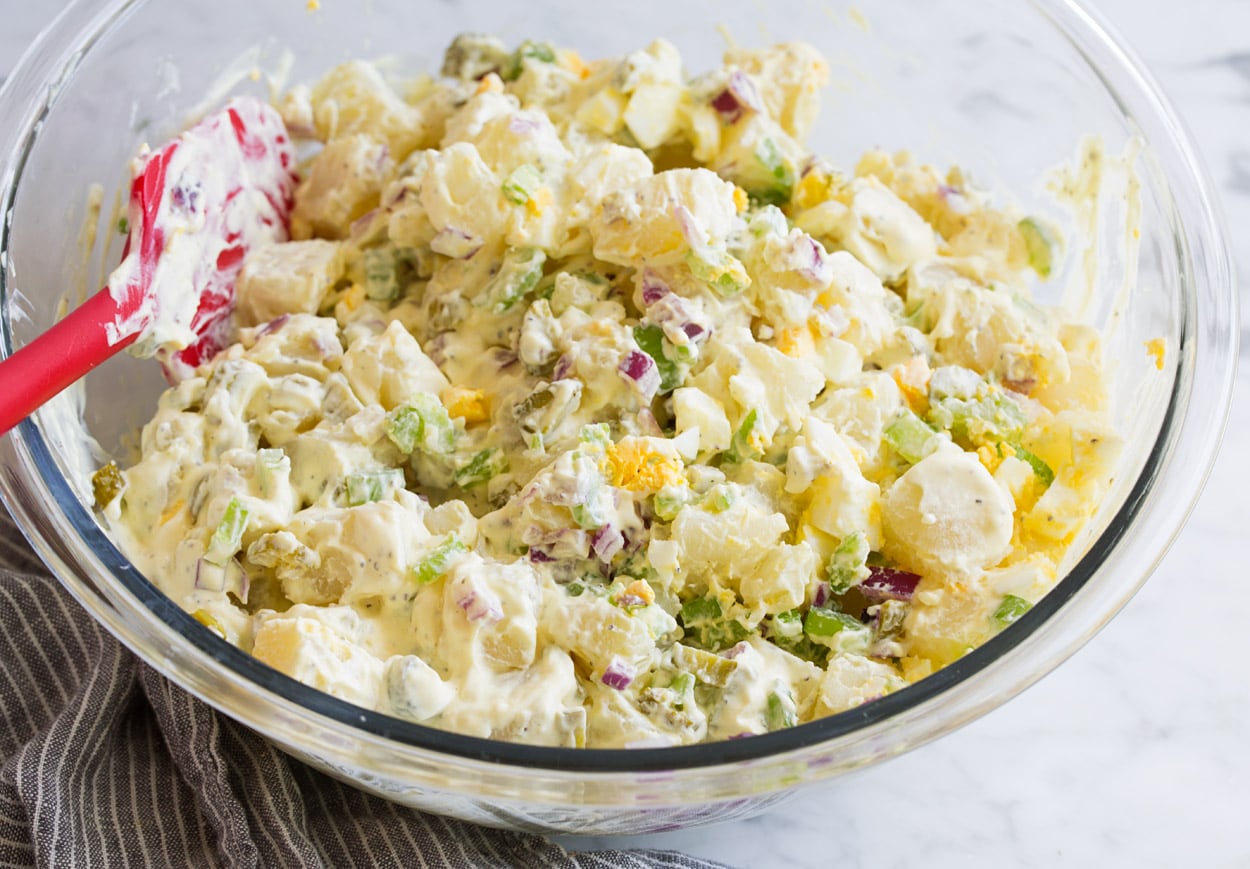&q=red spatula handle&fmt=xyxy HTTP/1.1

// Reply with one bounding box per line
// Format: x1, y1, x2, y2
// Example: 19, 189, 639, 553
0, 290, 136, 436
